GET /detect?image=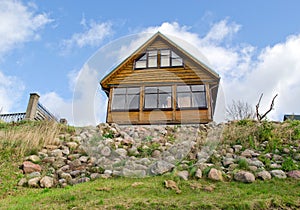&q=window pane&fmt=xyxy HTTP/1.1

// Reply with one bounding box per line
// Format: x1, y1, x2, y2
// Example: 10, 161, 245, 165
192, 92, 207, 107
161, 56, 170, 67
158, 94, 171, 108
148, 56, 157, 68
112, 95, 125, 110
148, 50, 157, 68
145, 87, 157, 93
145, 94, 157, 109
135, 54, 147, 68
159, 86, 171, 93
161, 50, 170, 56
127, 87, 140, 94
171, 51, 183, 66
177, 85, 191, 92
172, 58, 183, 66
177, 93, 191, 108
113, 88, 126, 94
191, 85, 205, 91
135, 60, 146, 68
127, 94, 139, 109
